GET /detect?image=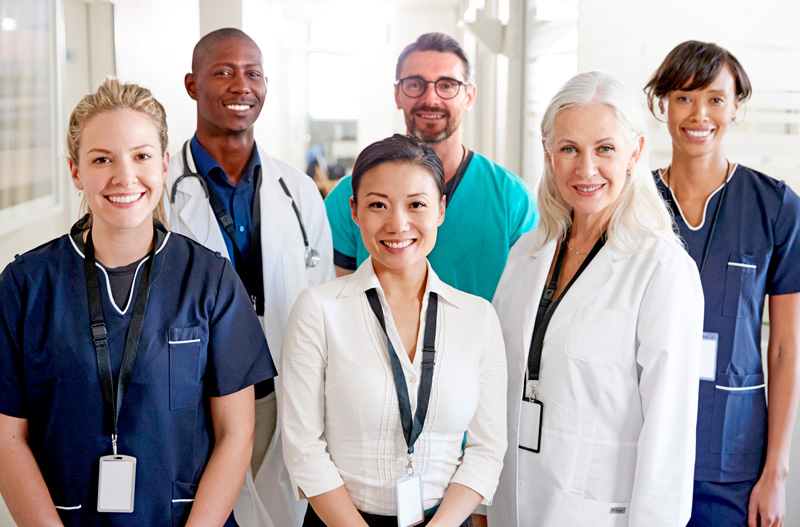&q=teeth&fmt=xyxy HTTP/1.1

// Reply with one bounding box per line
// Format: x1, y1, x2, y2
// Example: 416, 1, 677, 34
576, 185, 602, 192
226, 104, 250, 111
418, 113, 444, 119
383, 240, 414, 249
686, 129, 711, 138
107, 193, 143, 204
